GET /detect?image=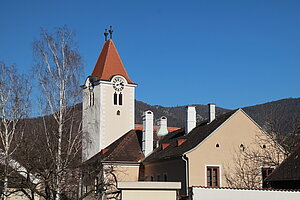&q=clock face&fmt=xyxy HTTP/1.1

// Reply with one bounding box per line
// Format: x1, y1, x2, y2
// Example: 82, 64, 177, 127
112, 77, 125, 91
